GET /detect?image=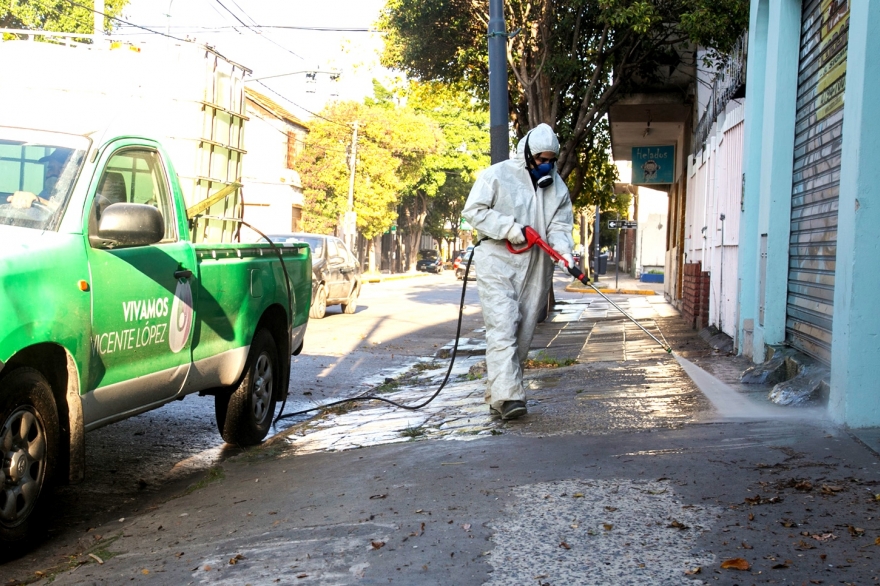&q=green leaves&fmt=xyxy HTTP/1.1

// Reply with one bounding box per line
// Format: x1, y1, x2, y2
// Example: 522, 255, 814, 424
295, 92, 441, 241
1, 0, 129, 37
